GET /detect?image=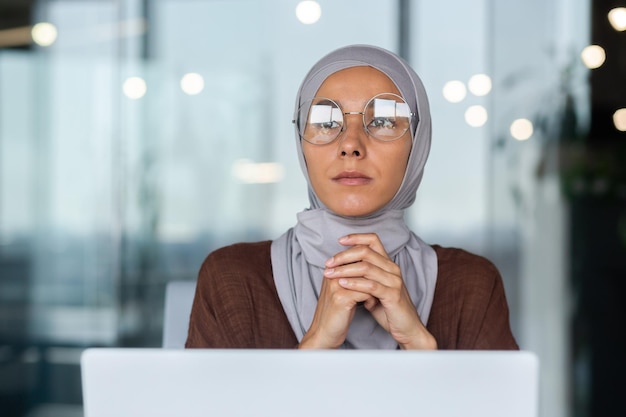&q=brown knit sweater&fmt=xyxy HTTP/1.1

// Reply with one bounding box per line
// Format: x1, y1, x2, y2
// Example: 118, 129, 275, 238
186, 241, 518, 350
